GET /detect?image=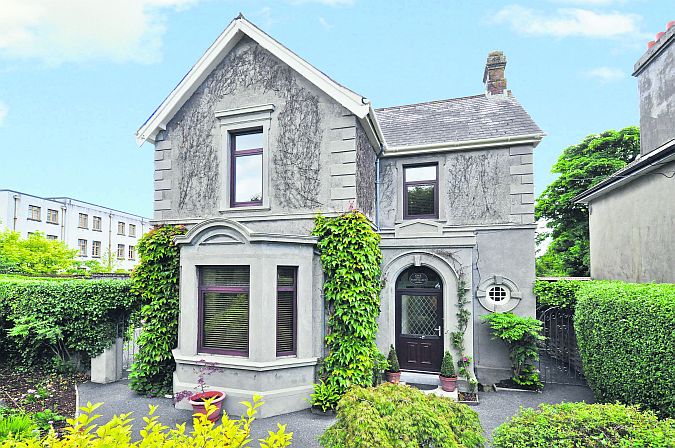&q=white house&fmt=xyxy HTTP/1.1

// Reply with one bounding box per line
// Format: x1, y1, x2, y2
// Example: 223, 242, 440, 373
0, 189, 150, 271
